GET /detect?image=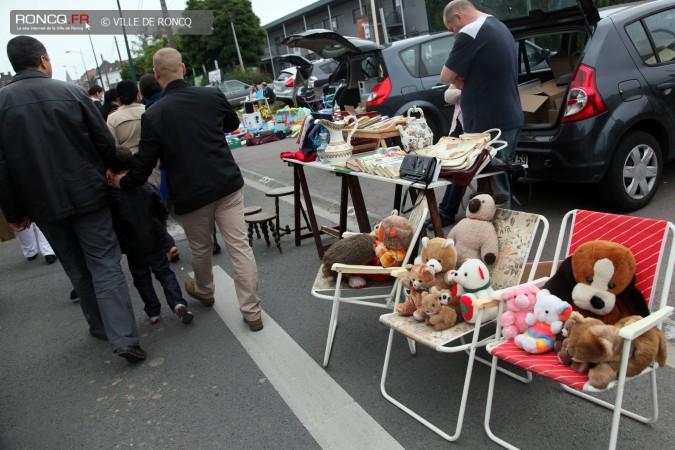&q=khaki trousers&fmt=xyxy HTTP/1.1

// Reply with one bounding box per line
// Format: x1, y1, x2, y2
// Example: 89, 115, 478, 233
179, 188, 261, 320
